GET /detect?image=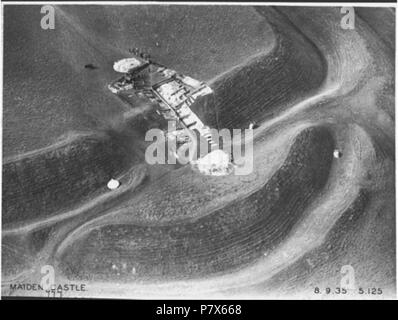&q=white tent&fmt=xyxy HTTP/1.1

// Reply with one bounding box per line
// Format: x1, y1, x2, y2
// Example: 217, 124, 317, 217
113, 58, 143, 73
193, 149, 233, 176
